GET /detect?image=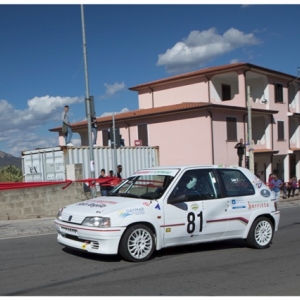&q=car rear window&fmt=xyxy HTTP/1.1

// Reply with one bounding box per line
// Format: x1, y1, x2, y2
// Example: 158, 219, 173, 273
217, 169, 255, 197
